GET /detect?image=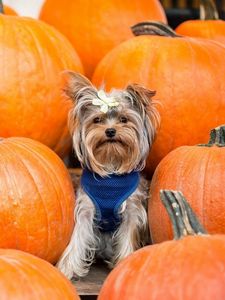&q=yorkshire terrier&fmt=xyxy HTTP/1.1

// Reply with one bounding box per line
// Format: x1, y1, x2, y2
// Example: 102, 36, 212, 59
57, 72, 159, 279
